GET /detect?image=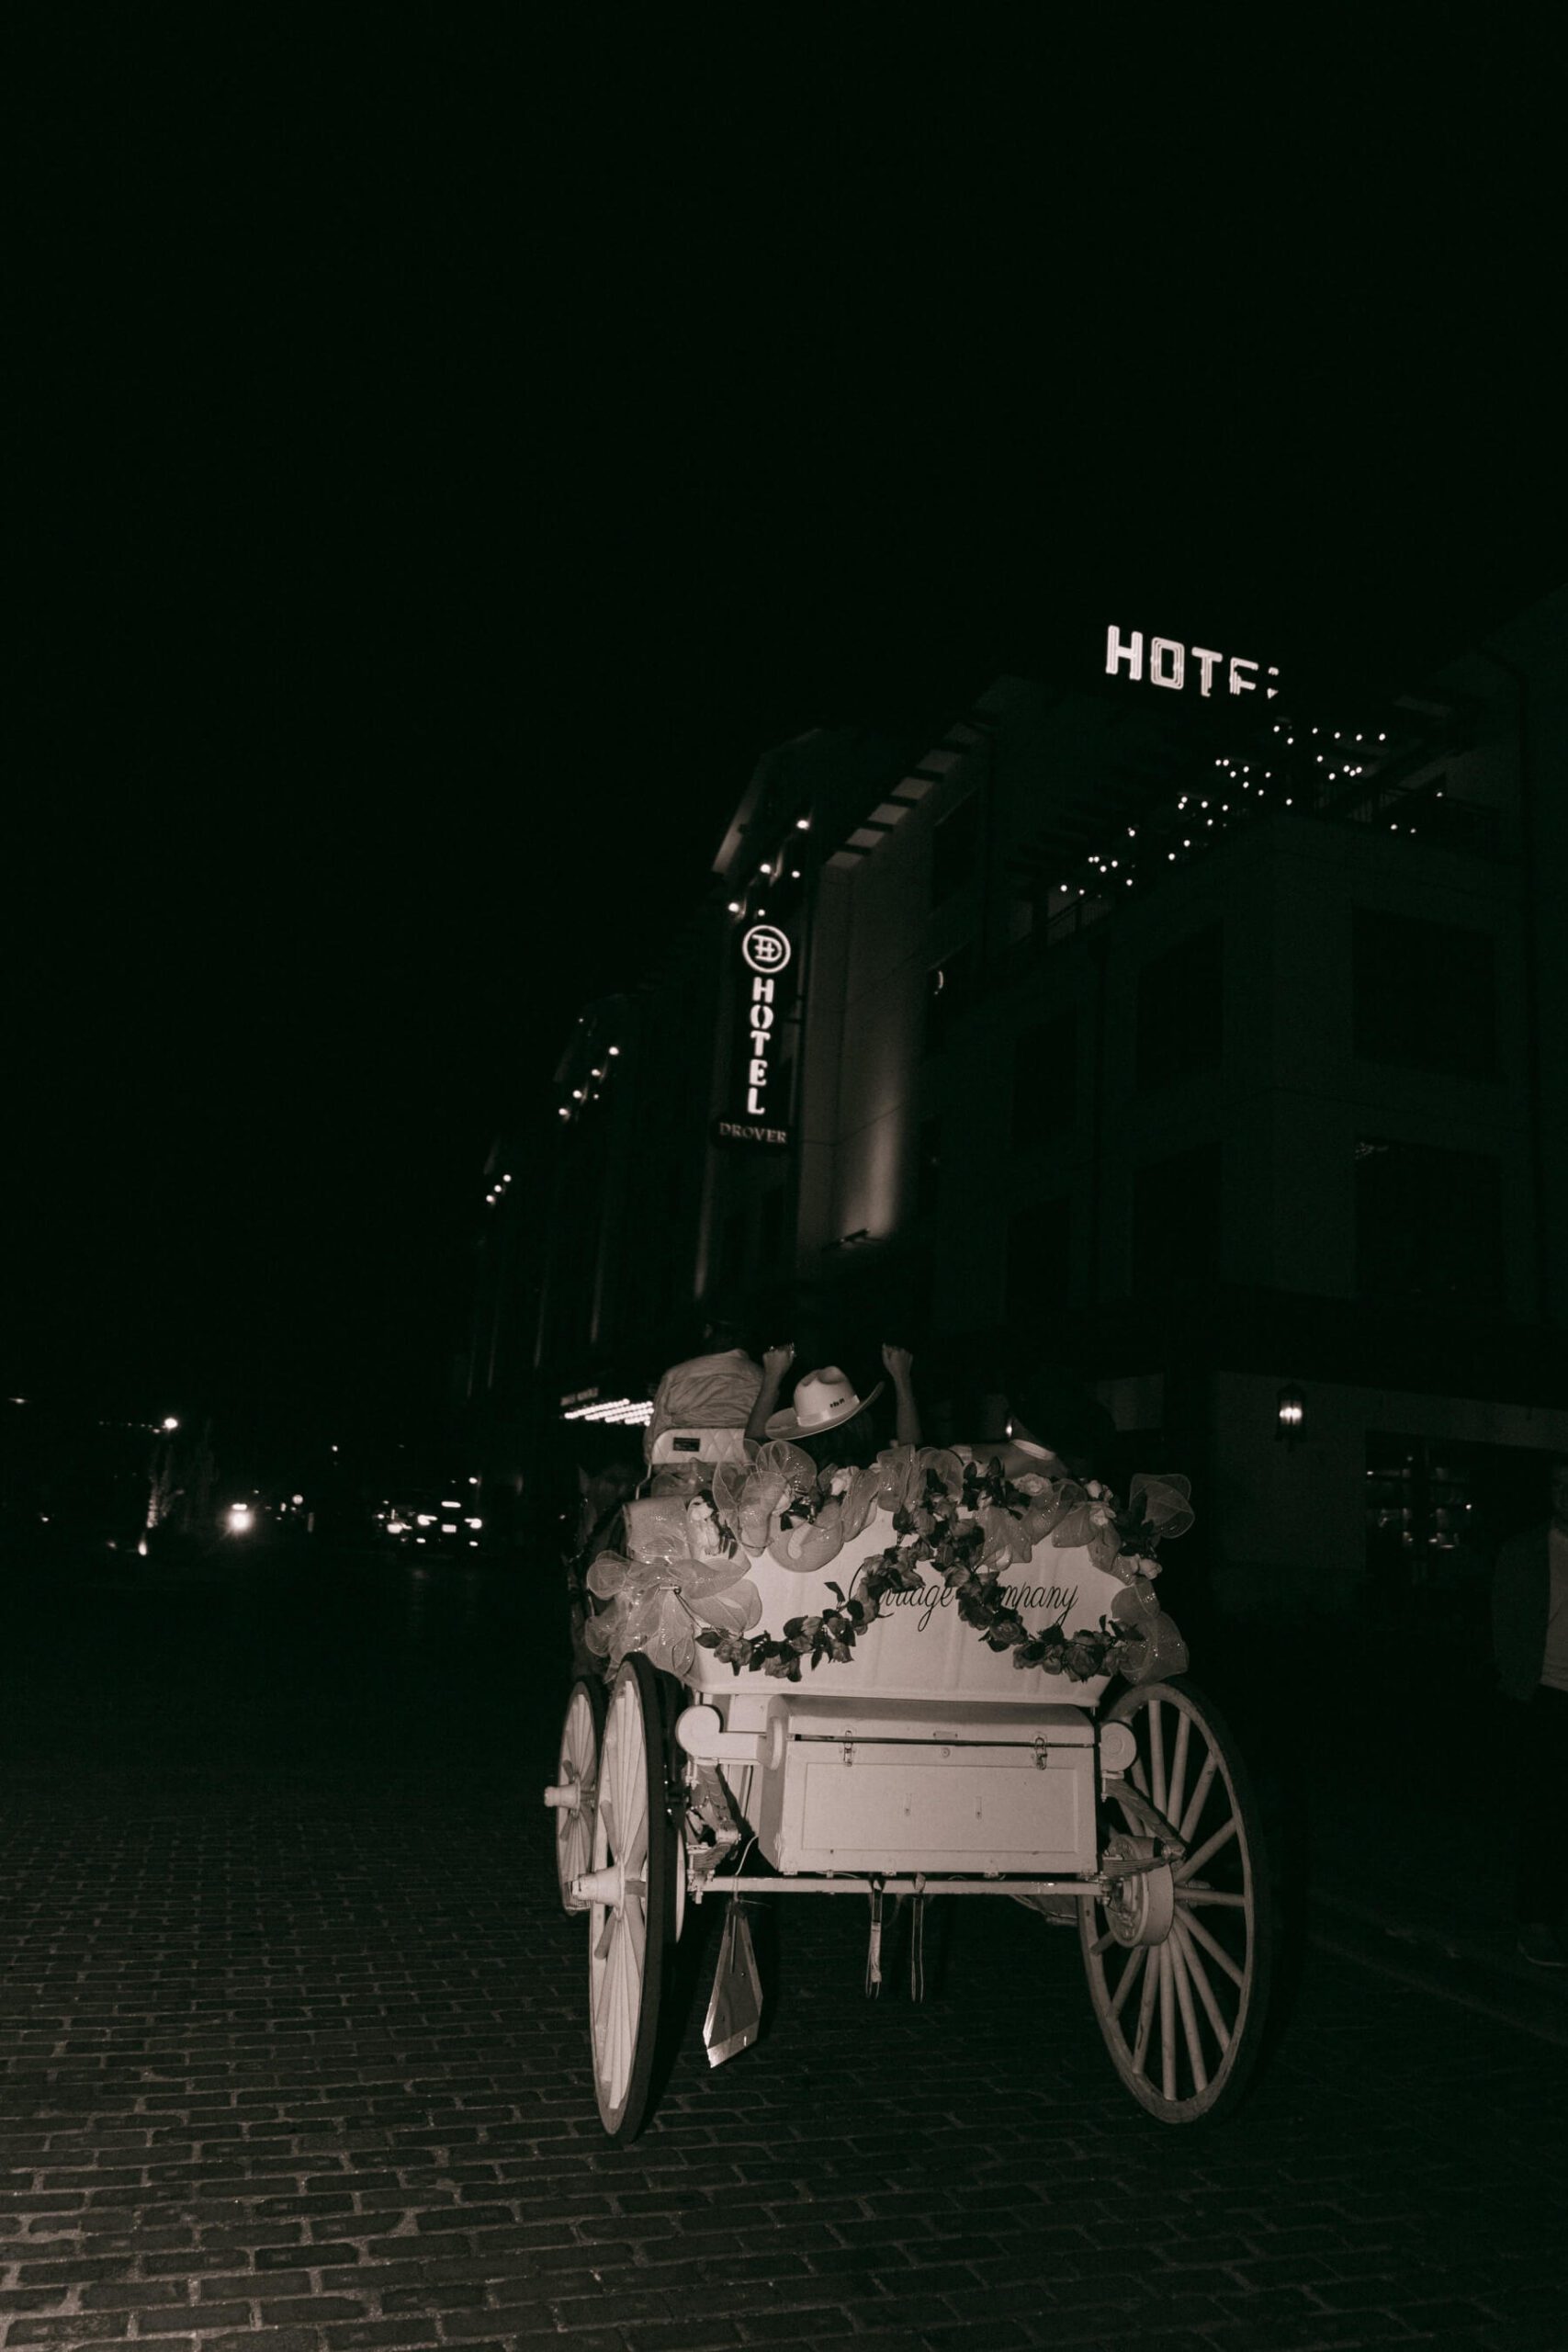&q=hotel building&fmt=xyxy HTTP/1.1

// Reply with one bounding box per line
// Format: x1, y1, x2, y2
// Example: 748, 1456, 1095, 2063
467, 586, 1568, 1617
